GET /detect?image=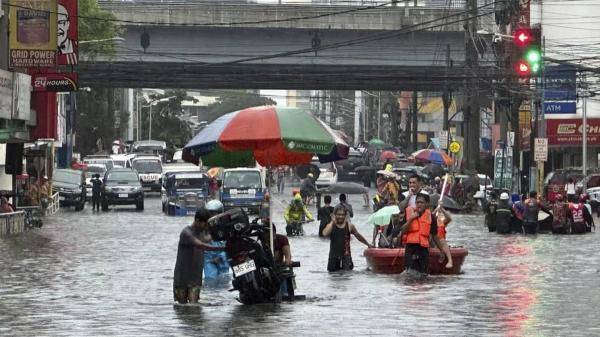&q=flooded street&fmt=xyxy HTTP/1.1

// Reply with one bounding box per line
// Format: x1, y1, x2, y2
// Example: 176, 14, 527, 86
2, 191, 600, 336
